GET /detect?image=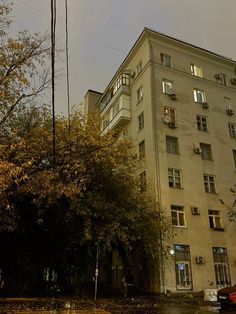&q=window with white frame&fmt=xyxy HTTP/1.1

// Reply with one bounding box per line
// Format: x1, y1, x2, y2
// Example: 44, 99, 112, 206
137, 85, 143, 103
224, 97, 231, 109
162, 79, 174, 94
196, 115, 208, 132
208, 210, 223, 230
161, 53, 172, 67
137, 112, 144, 131
191, 64, 203, 77
213, 247, 231, 287
164, 107, 176, 124
200, 143, 212, 160
218, 73, 226, 86
193, 89, 206, 103
166, 136, 179, 154
171, 205, 185, 227
203, 174, 216, 193
228, 122, 236, 138
136, 60, 142, 75
168, 168, 182, 188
